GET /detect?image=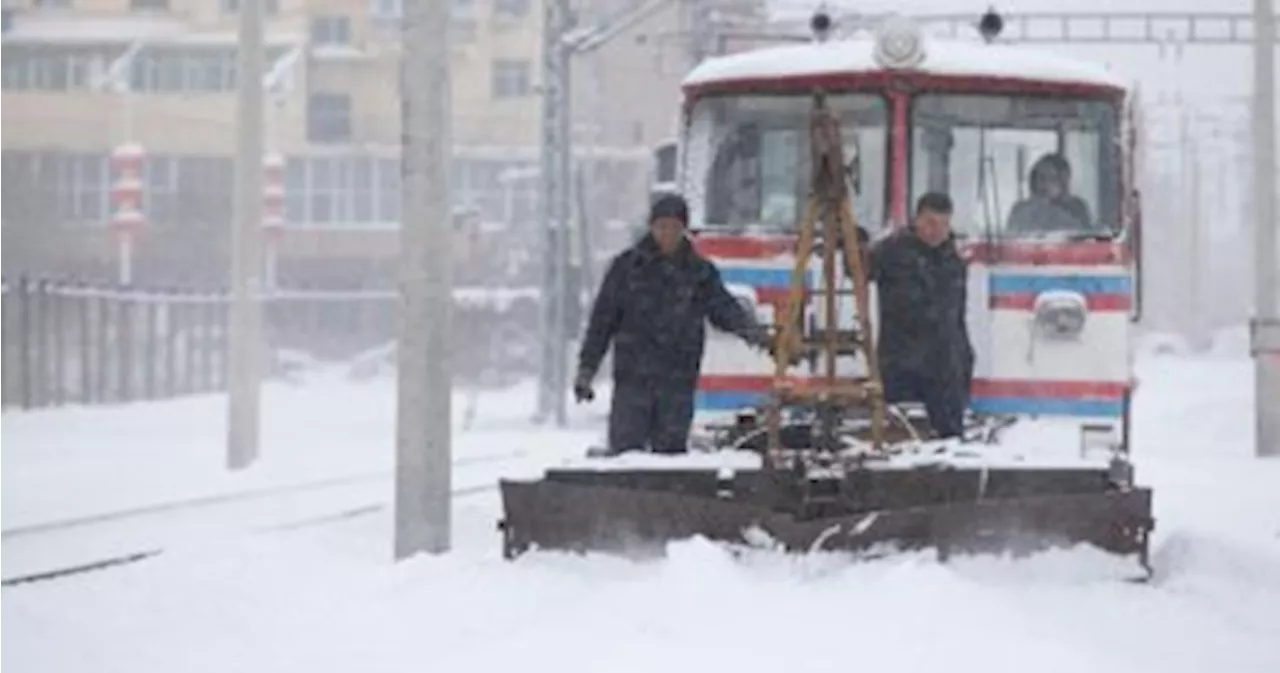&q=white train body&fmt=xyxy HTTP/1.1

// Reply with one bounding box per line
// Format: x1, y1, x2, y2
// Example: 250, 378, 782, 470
673, 18, 1142, 449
